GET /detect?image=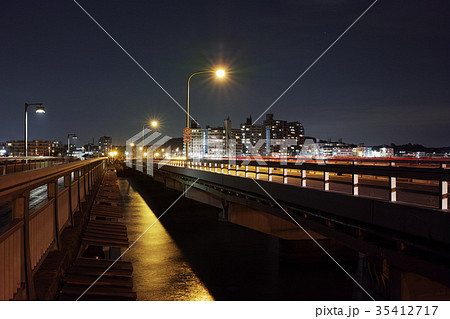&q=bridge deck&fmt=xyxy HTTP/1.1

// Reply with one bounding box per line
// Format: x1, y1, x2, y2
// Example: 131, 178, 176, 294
58, 168, 136, 301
